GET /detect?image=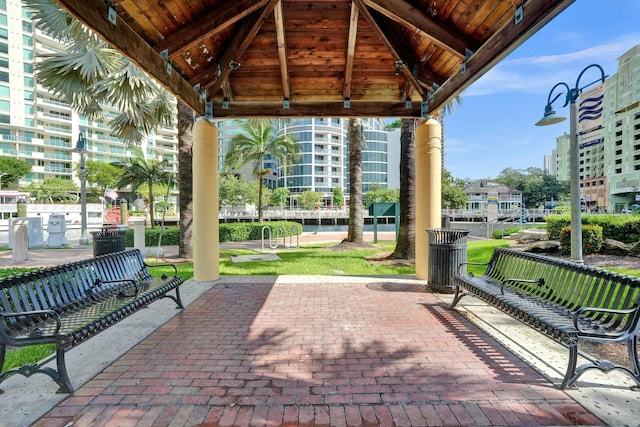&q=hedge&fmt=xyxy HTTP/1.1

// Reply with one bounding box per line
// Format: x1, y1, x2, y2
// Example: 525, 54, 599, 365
545, 214, 640, 244
124, 221, 302, 247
